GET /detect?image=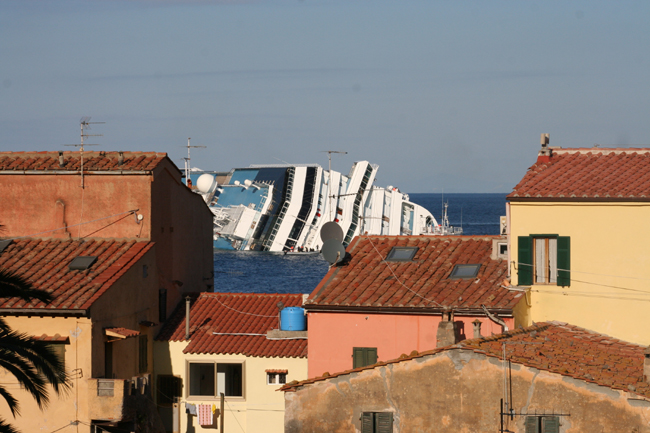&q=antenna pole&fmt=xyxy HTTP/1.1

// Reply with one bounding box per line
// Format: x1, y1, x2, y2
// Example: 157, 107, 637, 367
65, 117, 103, 188
182, 137, 206, 187
322, 150, 347, 221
